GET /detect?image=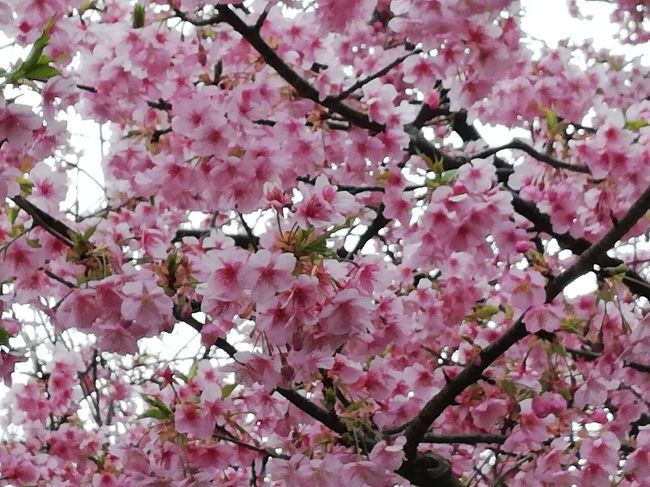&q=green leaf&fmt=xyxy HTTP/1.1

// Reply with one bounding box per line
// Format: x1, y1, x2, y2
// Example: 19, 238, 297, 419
7, 17, 59, 83
141, 394, 172, 419
25, 238, 42, 249
625, 119, 649, 131
24, 63, 60, 81
83, 225, 98, 241
474, 303, 500, 320
221, 383, 237, 399
0, 325, 11, 346
132, 3, 145, 28
538, 105, 566, 135
560, 316, 586, 334
610, 264, 629, 275
138, 407, 172, 420
187, 360, 199, 381
498, 379, 517, 397
322, 387, 336, 409
6, 206, 20, 225
440, 169, 458, 184
547, 340, 568, 357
